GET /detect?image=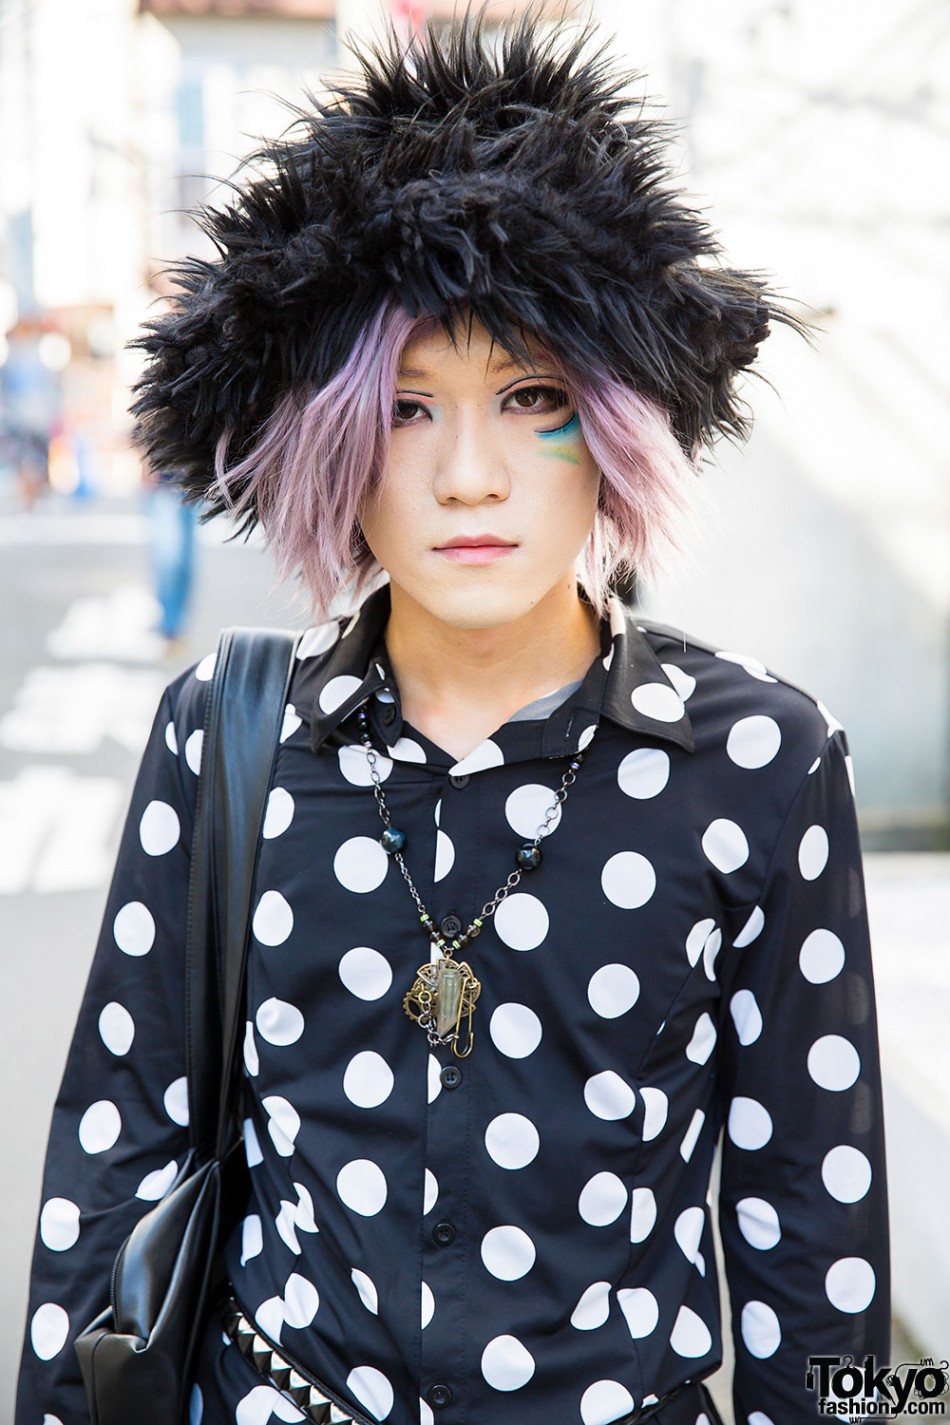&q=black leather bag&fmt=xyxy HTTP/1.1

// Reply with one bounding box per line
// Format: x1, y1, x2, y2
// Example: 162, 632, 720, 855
75, 626, 299, 1424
